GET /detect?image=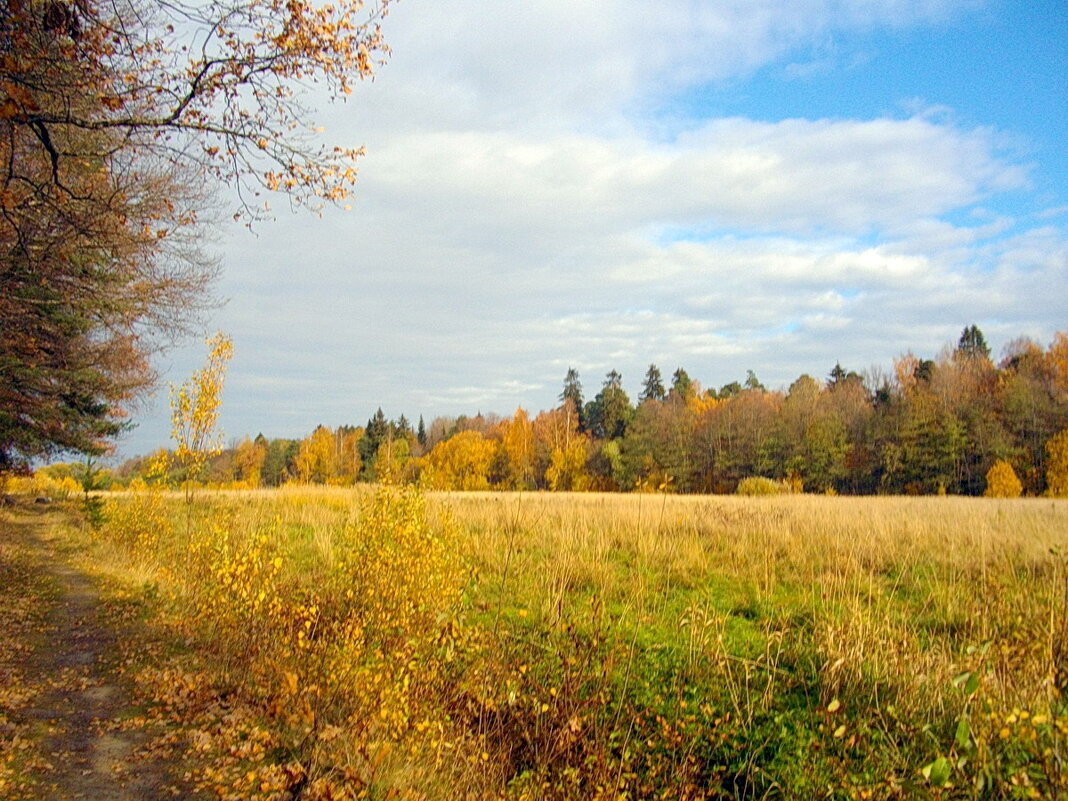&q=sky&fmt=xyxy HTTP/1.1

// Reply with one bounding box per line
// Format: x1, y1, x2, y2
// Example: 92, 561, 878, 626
118, 0, 1067, 459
